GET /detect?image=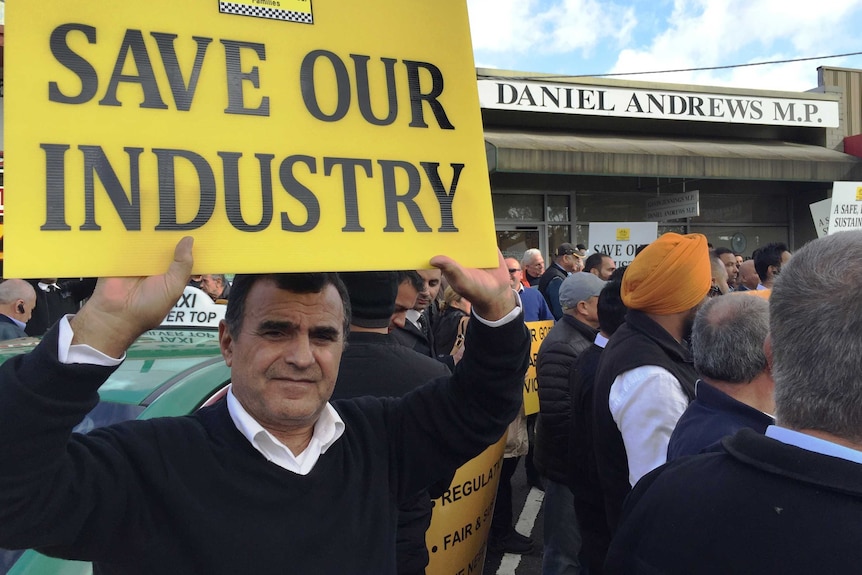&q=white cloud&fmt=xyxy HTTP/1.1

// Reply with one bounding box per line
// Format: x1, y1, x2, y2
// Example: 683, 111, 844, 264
608, 0, 862, 90
467, 0, 636, 56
